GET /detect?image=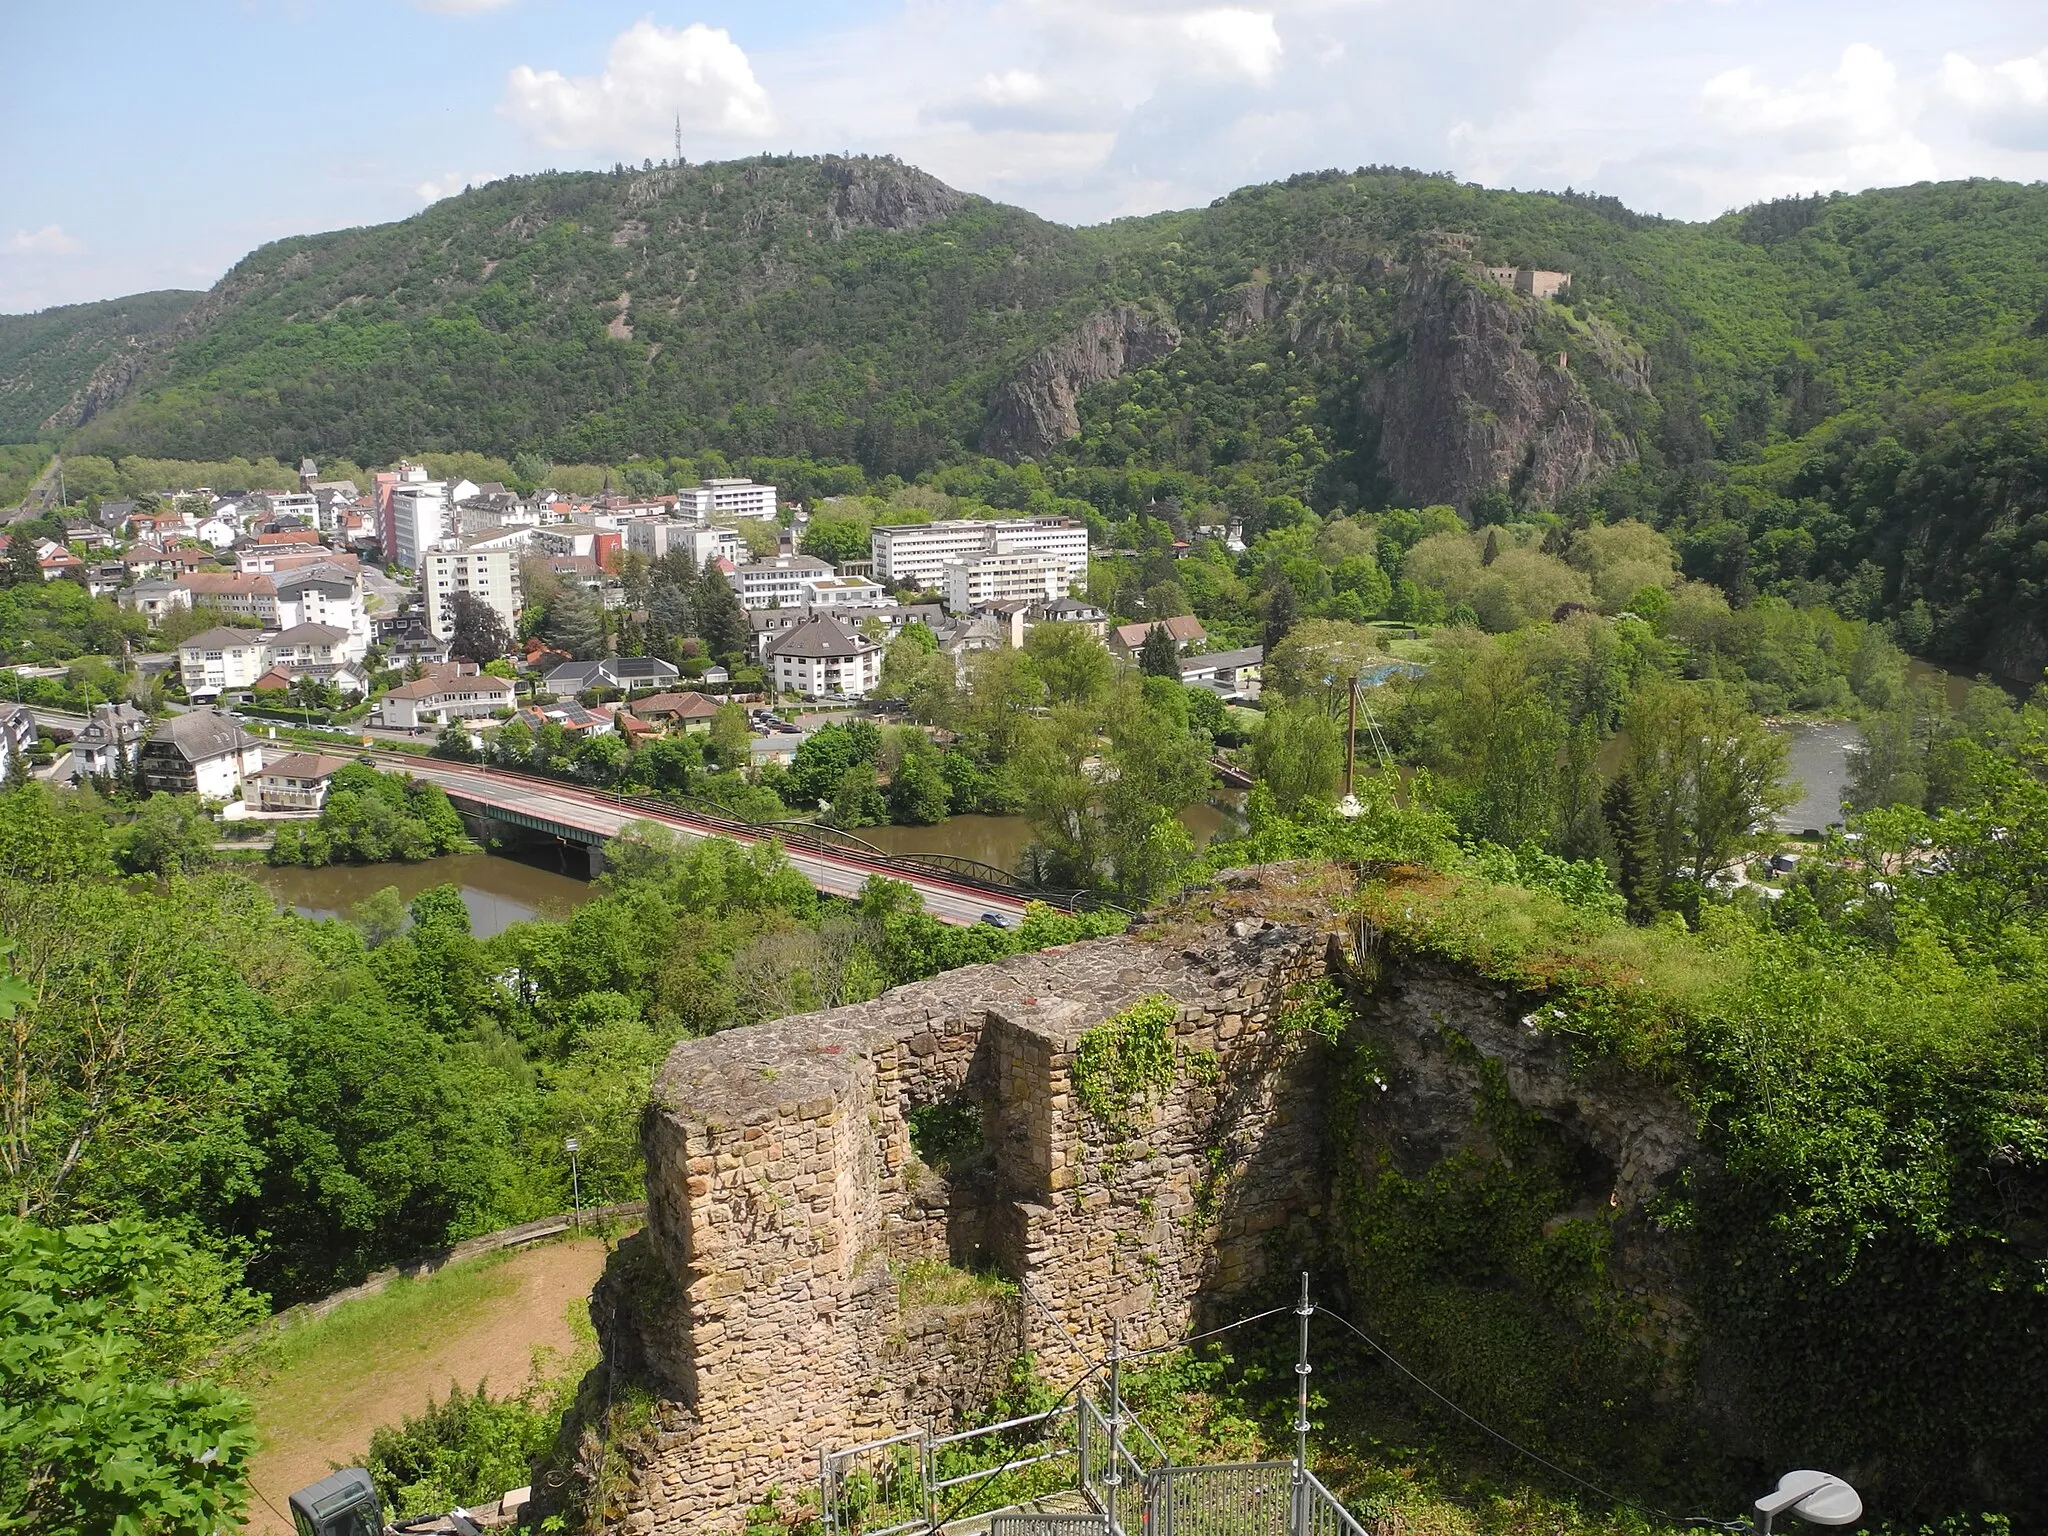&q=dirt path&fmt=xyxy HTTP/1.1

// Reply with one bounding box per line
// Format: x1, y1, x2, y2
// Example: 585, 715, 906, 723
241, 1235, 615, 1533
